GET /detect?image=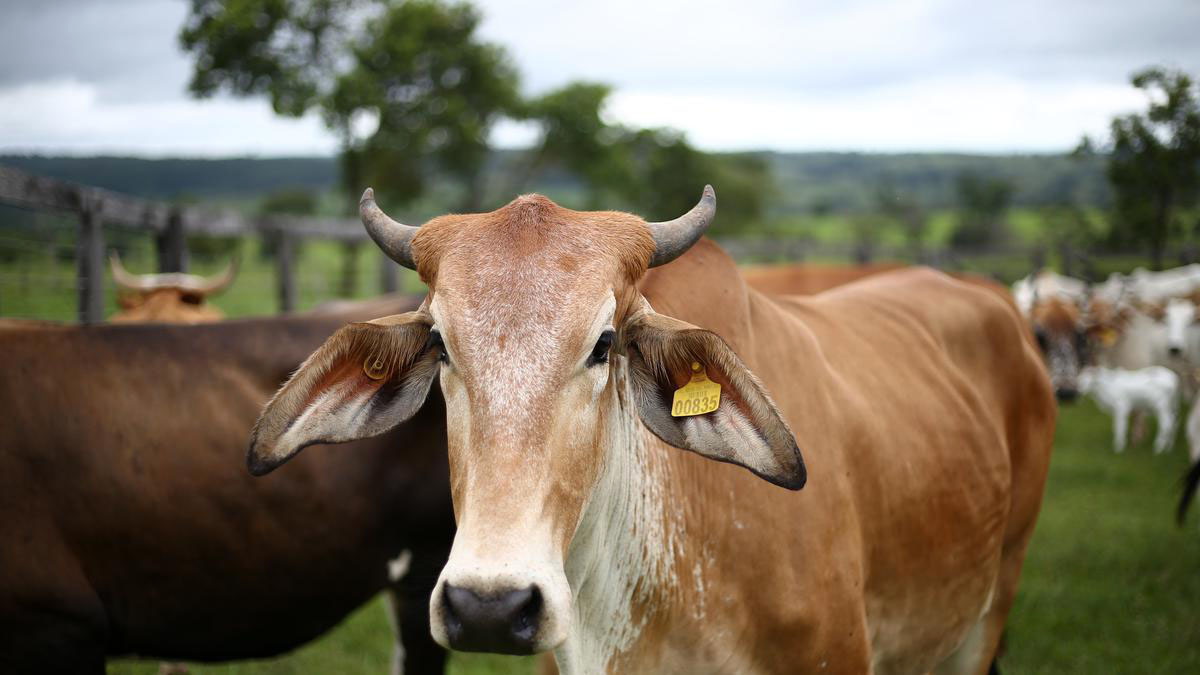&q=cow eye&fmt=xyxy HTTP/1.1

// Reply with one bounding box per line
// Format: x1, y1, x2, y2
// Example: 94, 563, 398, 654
588, 330, 614, 367
1033, 327, 1048, 351
427, 330, 448, 363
